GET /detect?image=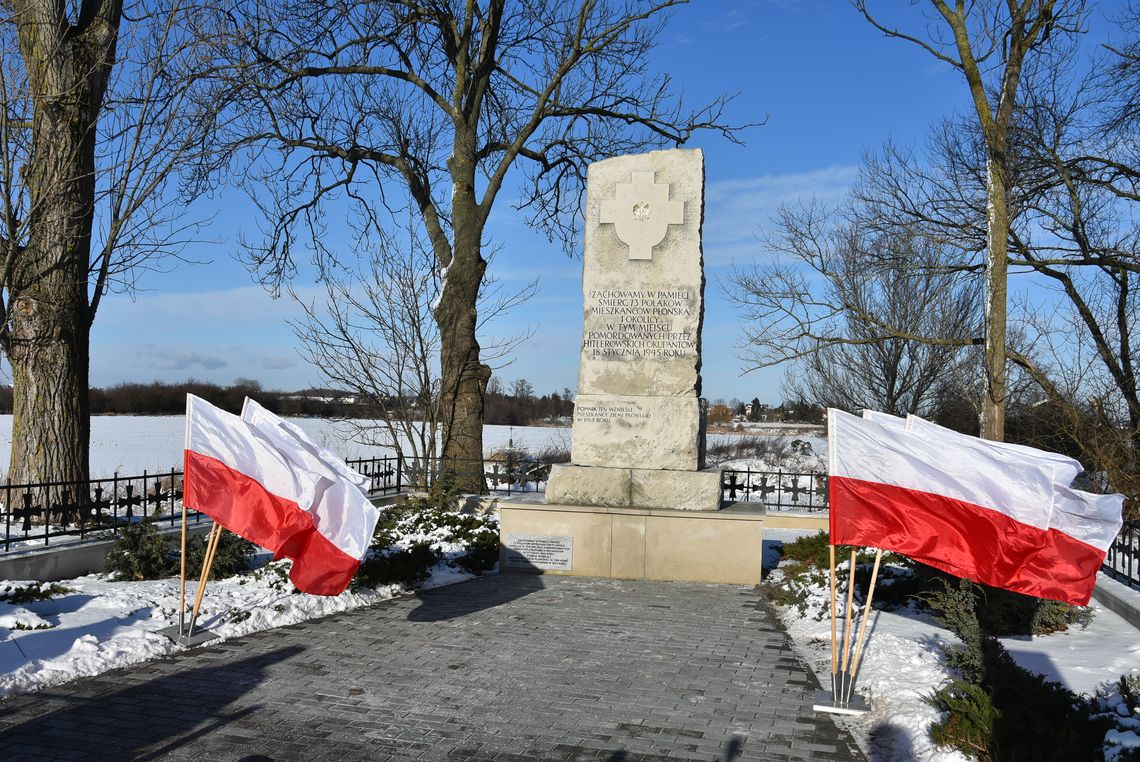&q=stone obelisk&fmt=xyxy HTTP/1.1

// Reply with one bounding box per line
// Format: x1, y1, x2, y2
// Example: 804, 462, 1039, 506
546, 148, 721, 511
